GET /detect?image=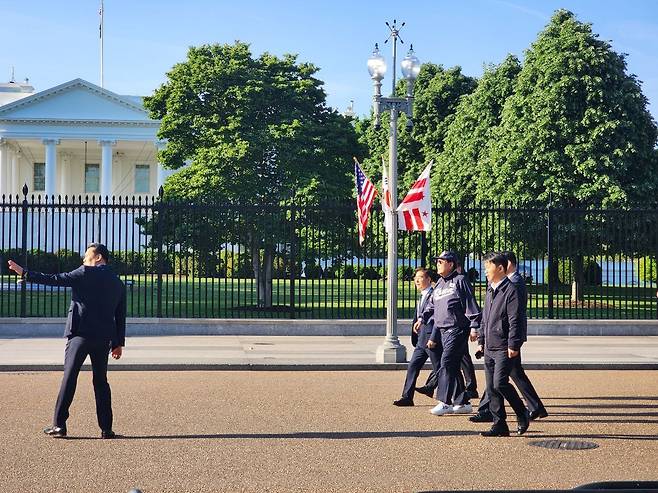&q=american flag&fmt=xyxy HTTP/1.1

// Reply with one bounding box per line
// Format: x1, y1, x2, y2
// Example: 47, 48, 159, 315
381, 157, 393, 233
354, 158, 377, 245
397, 161, 433, 231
